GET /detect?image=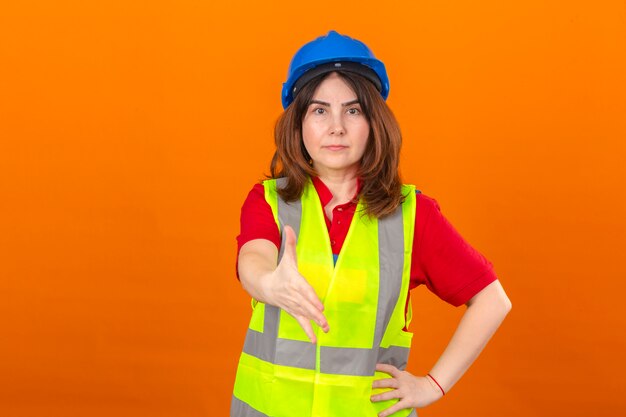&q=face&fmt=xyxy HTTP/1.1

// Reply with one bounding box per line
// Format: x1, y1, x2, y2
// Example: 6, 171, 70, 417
301, 72, 370, 178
